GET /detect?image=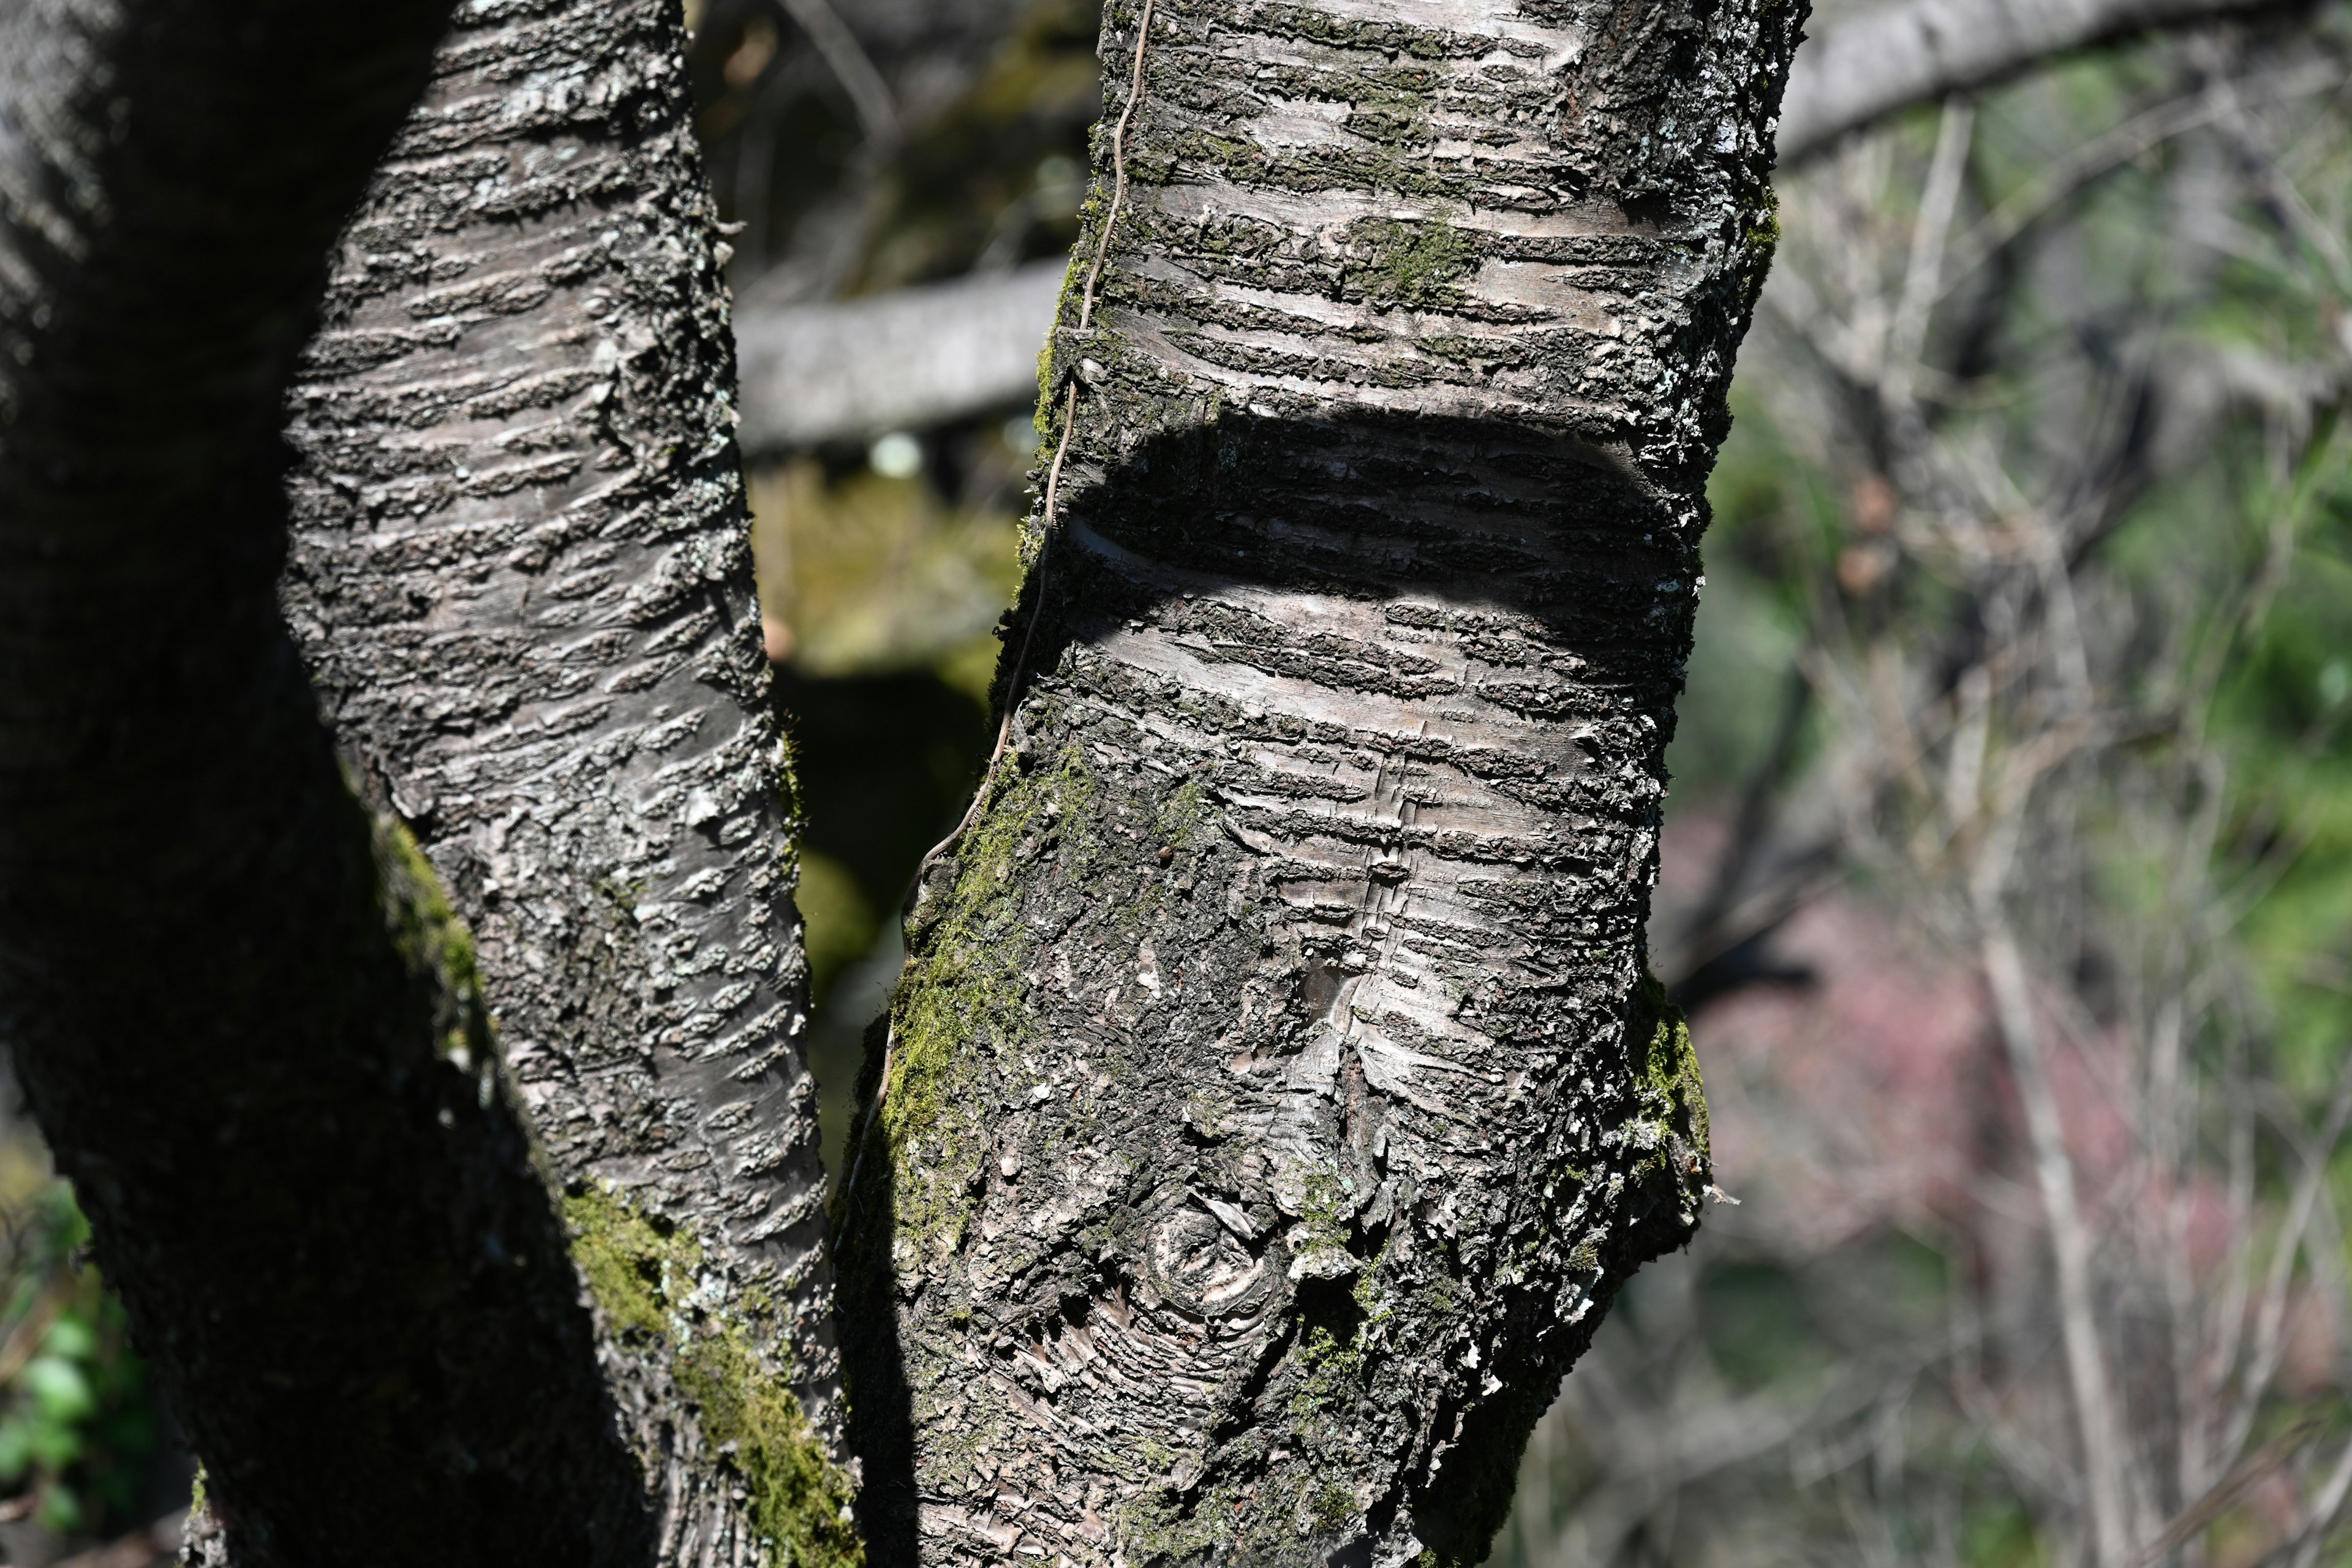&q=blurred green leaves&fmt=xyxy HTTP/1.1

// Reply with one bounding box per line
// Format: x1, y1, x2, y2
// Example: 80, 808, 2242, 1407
0, 1184, 156, 1537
